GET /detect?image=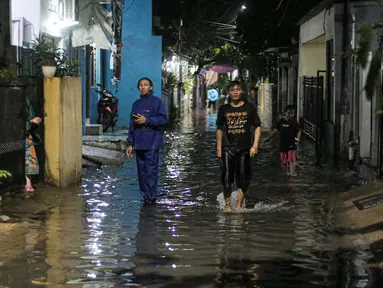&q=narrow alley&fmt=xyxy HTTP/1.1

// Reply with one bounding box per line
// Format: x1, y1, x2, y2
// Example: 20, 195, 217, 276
2, 112, 380, 288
